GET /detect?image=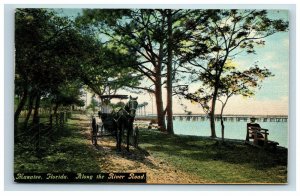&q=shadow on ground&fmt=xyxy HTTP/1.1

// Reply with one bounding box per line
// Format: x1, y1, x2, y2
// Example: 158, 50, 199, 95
139, 129, 287, 171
